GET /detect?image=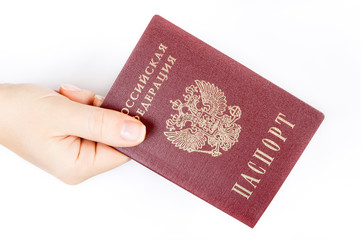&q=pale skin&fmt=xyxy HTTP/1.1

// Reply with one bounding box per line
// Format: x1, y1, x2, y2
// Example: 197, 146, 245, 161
0, 83, 146, 184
